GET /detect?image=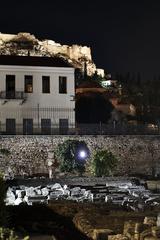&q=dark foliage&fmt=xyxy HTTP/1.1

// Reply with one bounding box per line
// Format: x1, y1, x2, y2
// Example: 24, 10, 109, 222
90, 150, 118, 177
0, 173, 7, 226
76, 92, 114, 123
55, 140, 89, 175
